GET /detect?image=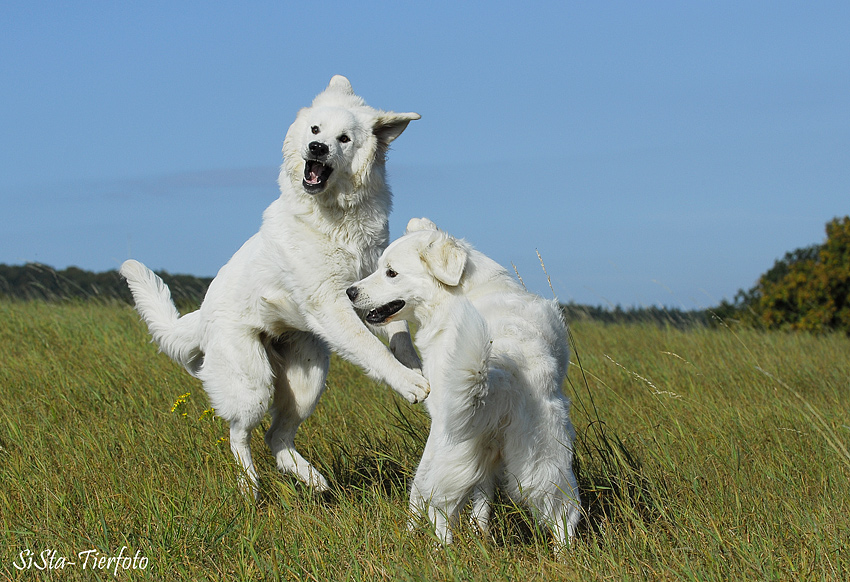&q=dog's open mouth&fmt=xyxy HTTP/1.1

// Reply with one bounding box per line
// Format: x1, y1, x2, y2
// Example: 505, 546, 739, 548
365, 300, 406, 324
303, 159, 333, 193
